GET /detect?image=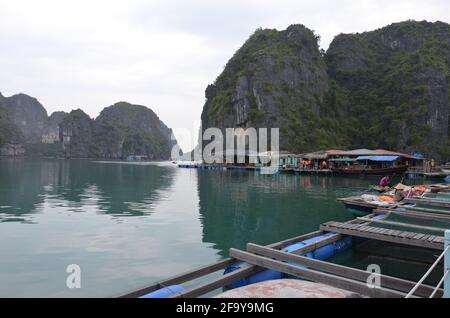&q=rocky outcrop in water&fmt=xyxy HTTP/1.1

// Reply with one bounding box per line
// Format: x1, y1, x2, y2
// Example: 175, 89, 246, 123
325, 20, 450, 159
201, 20, 450, 160
0, 93, 25, 151
0, 93, 177, 159
59, 102, 177, 159
2, 93, 49, 143
60, 109, 95, 158
201, 25, 330, 152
